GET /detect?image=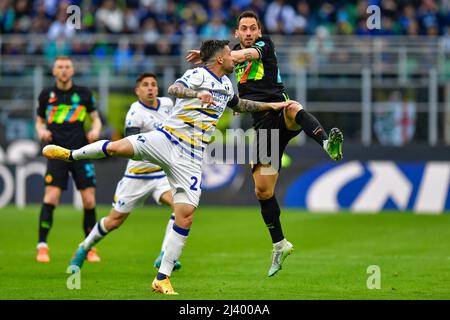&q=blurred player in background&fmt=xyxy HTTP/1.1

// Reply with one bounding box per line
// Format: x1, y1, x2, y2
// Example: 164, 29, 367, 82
35, 56, 102, 263
187, 11, 344, 277
68, 73, 181, 271
42, 40, 292, 294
